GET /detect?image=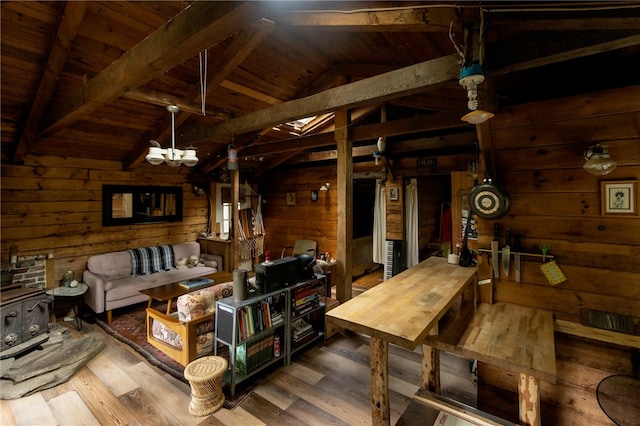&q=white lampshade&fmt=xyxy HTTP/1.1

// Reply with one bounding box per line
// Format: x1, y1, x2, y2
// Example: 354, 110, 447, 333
146, 147, 165, 165
583, 153, 618, 176
182, 149, 199, 167
583, 144, 617, 176
165, 148, 182, 167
